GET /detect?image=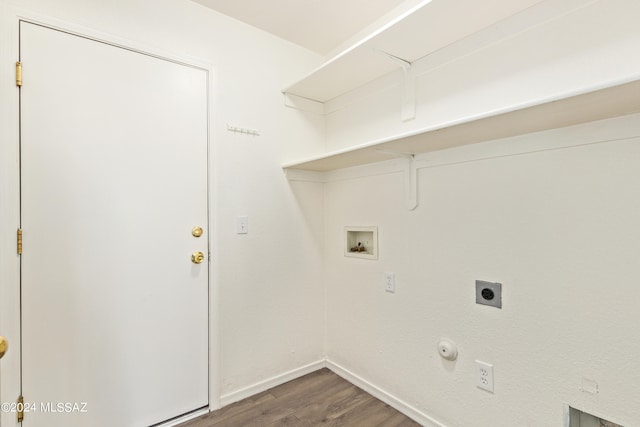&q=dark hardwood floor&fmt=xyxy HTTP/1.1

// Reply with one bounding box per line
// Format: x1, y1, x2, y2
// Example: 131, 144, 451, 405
178, 368, 421, 426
